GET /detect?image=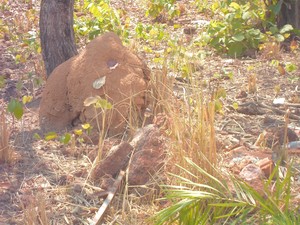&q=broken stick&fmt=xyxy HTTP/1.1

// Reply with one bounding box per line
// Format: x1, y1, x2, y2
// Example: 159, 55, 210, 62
89, 170, 125, 225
